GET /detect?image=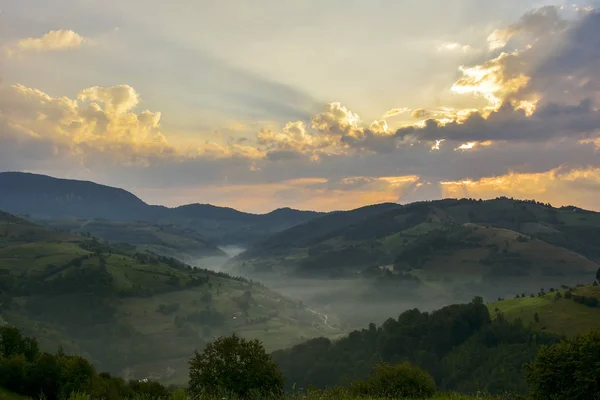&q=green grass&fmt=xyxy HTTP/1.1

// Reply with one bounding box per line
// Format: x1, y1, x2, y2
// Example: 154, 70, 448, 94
489, 285, 600, 337
0, 388, 29, 400
56, 392, 501, 400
